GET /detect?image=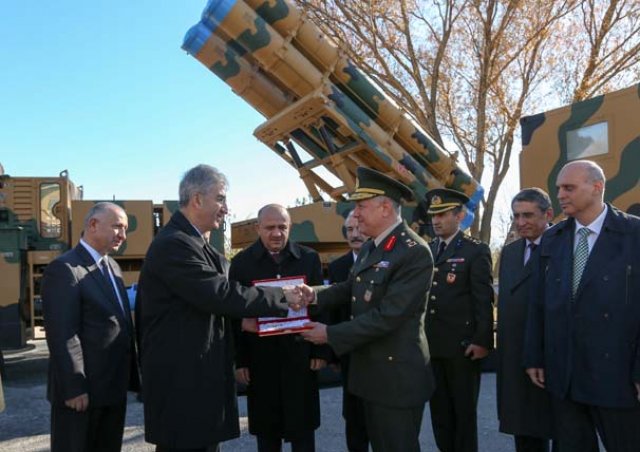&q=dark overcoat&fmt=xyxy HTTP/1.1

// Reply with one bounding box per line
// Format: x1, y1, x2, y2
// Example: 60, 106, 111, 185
317, 222, 435, 408
229, 239, 330, 438
42, 245, 140, 406
425, 231, 494, 358
496, 238, 553, 438
138, 211, 289, 449
524, 205, 640, 408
